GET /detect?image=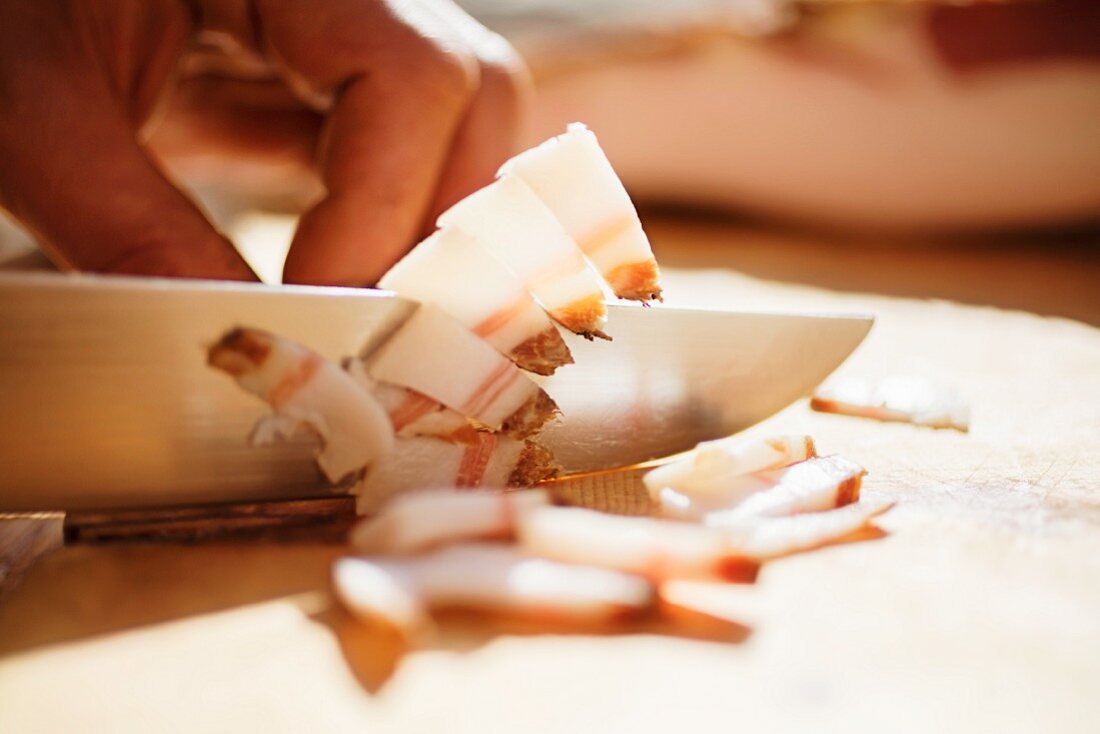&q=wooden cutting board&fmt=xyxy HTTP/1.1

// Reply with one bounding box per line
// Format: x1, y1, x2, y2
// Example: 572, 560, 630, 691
1, 242, 1098, 732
